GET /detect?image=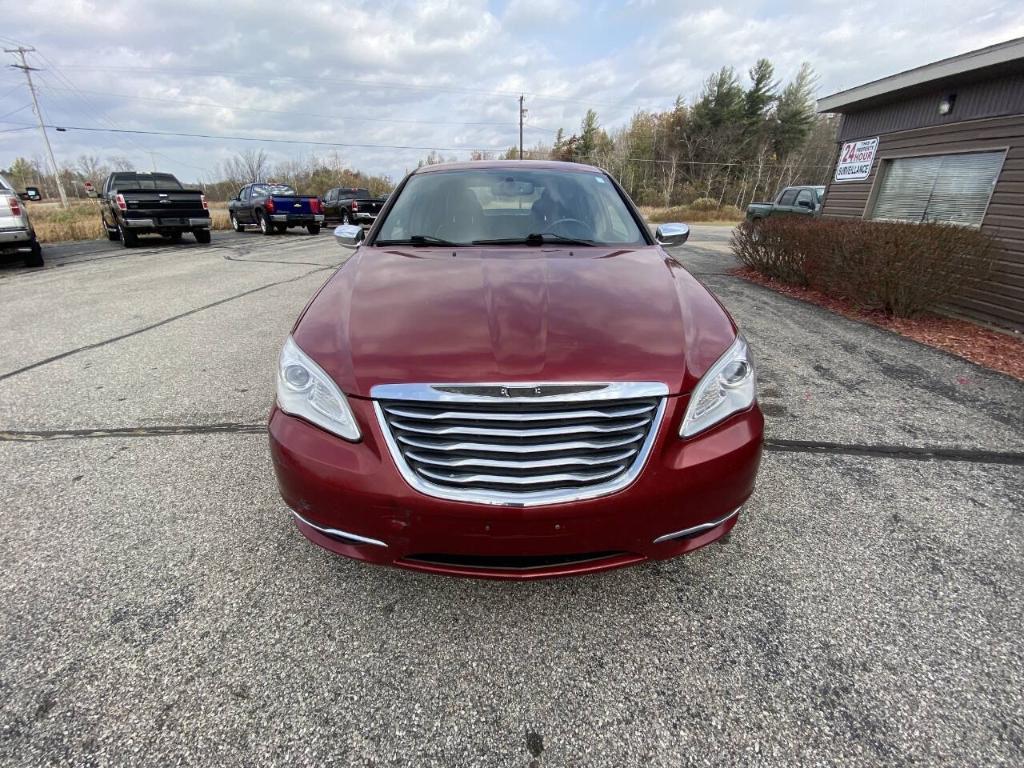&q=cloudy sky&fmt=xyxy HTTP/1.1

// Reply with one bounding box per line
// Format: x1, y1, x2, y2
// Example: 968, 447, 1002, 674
2, 0, 1022, 184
